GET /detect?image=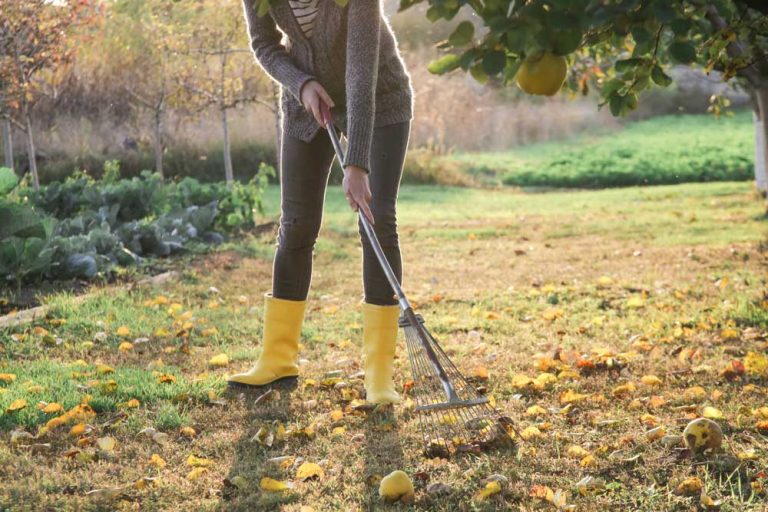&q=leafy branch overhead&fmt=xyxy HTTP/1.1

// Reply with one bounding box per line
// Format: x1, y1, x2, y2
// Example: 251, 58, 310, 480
402, 0, 768, 115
